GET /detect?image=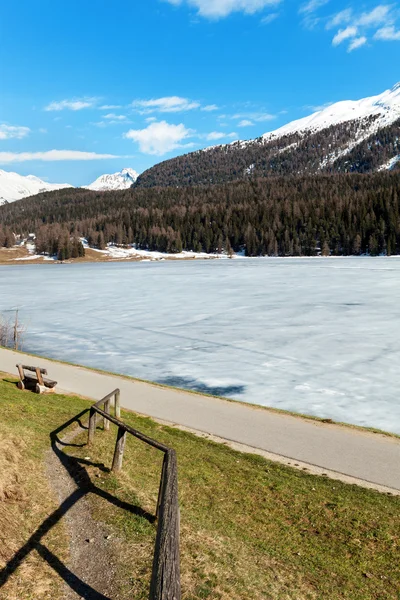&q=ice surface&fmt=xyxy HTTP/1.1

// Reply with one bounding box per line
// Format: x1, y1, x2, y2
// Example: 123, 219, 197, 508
1, 258, 400, 433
